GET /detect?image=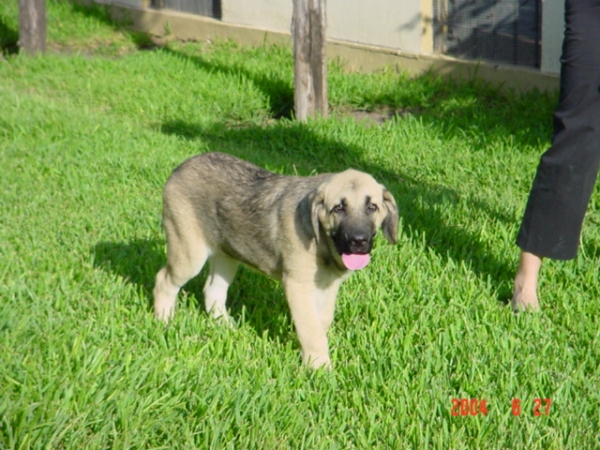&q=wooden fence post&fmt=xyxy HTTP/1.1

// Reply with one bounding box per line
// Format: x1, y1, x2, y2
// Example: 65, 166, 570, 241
292, 0, 327, 121
18, 0, 47, 55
